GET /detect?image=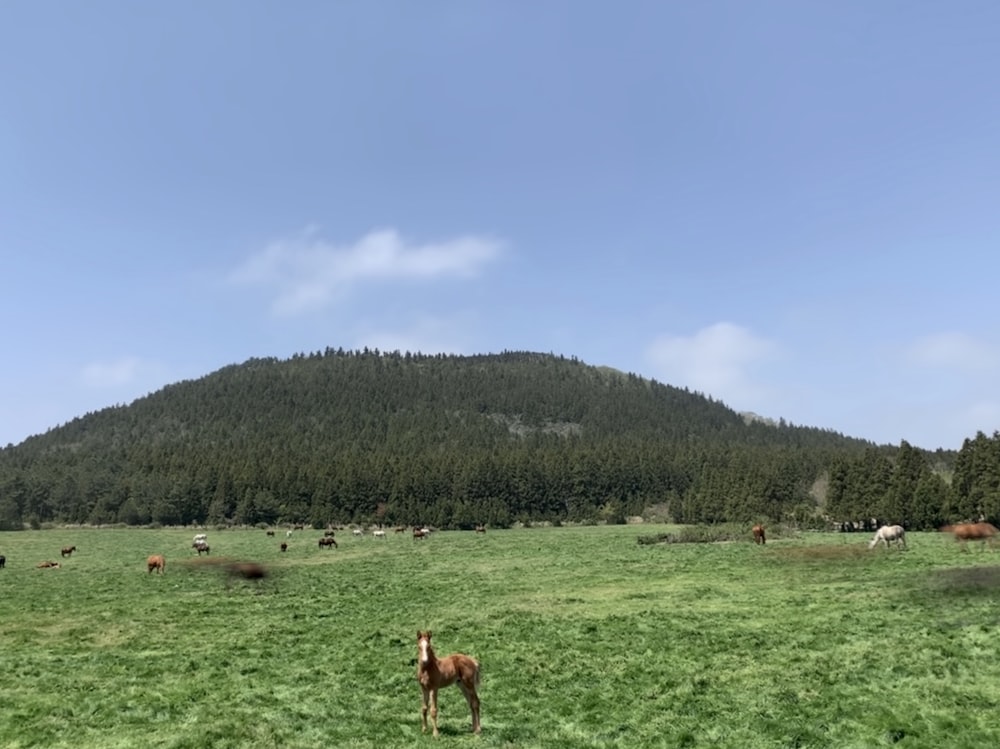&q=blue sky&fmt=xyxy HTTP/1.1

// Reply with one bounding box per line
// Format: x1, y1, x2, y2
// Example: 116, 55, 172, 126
2, 1, 999, 451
